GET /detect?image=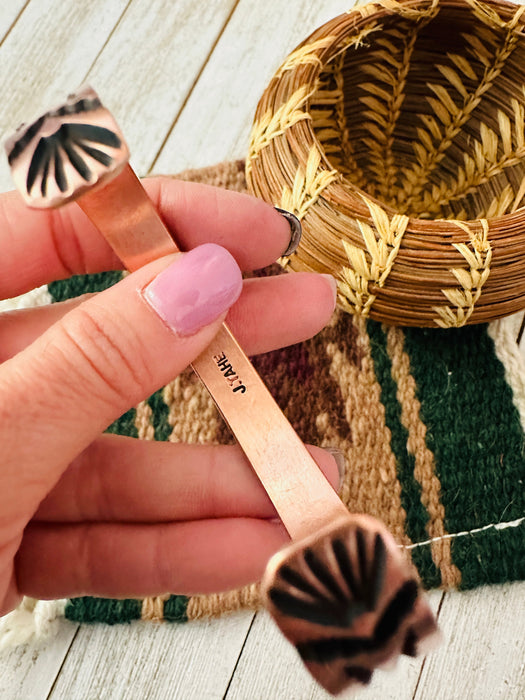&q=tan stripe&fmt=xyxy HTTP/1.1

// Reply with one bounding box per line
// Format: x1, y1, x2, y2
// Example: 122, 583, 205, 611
141, 594, 169, 622
134, 400, 155, 440
386, 326, 462, 588
163, 370, 220, 444
315, 410, 353, 500
325, 314, 412, 547
186, 583, 261, 620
